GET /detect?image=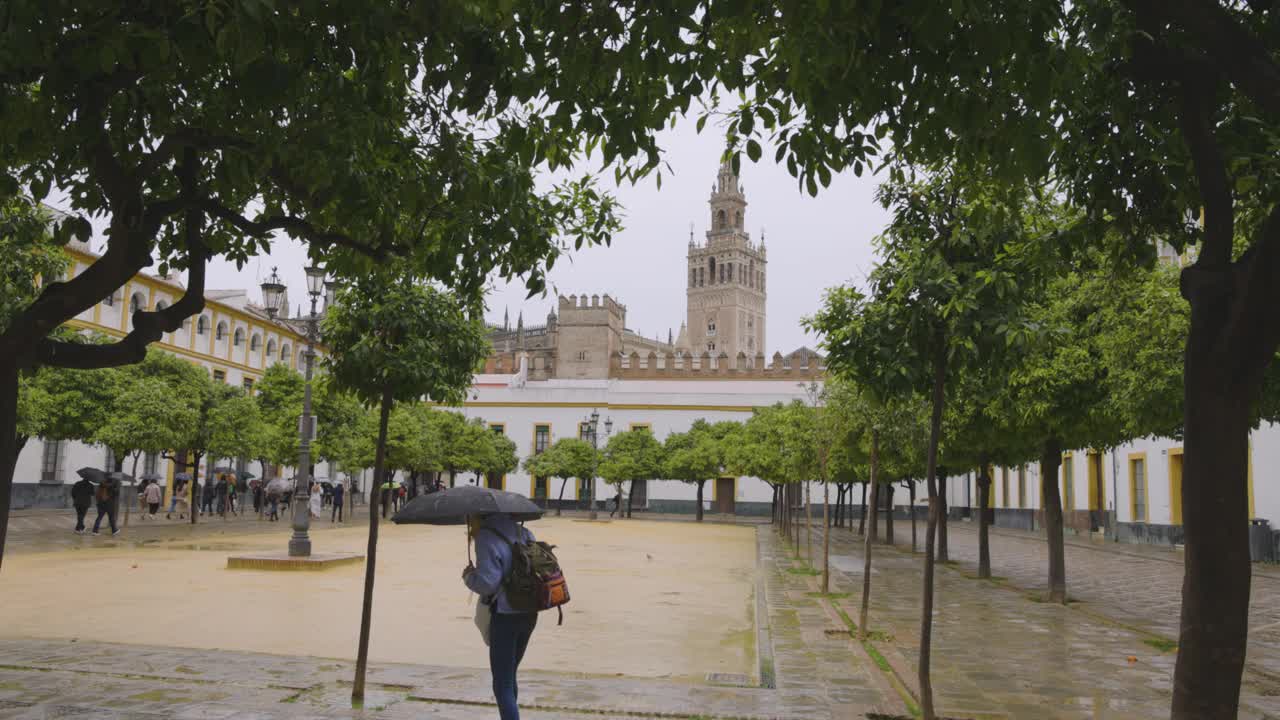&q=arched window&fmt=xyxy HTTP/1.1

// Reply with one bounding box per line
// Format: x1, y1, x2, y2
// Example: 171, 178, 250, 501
708, 257, 716, 284
716, 209, 726, 229
129, 292, 146, 314
215, 321, 228, 341
102, 292, 114, 307
266, 339, 276, 358
749, 260, 755, 288
233, 328, 245, 347
250, 333, 261, 351
690, 268, 696, 287
280, 343, 292, 364
197, 315, 209, 335
735, 210, 742, 228
726, 262, 733, 283
155, 299, 168, 312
